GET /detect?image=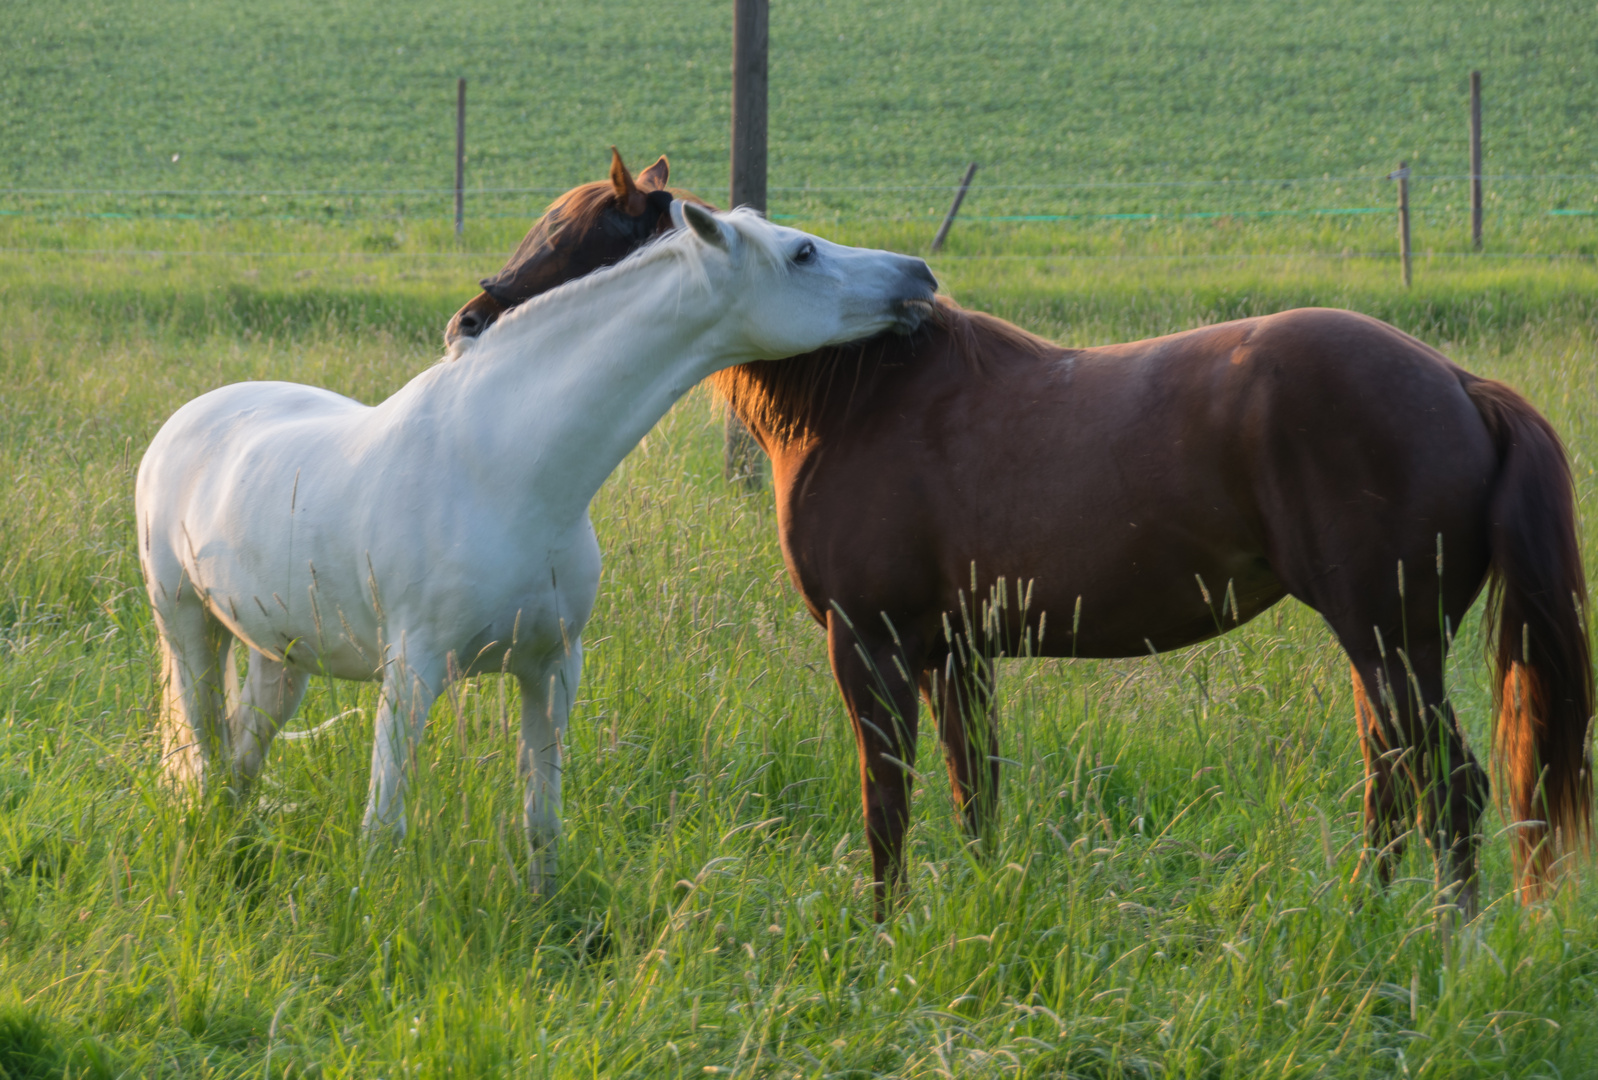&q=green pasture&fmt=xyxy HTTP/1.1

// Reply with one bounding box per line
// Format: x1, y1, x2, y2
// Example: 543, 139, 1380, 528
5, 0, 1598, 231
3, 239, 1598, 1077
6, 0, 1598, 1074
